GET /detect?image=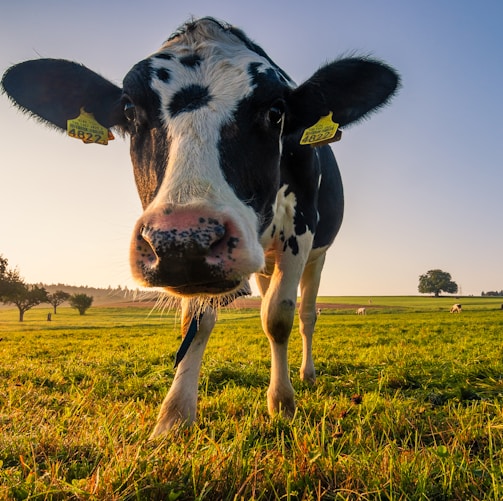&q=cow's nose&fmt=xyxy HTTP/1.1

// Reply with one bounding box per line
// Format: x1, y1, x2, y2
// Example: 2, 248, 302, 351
130, 208, 247, 294
140, 217, 227, 260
